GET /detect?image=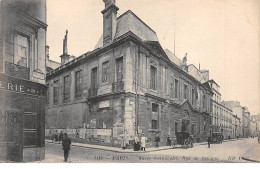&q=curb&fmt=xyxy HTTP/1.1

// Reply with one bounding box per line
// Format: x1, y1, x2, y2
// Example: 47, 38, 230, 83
45, 140, 173, 153
45, 138, 249, 154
